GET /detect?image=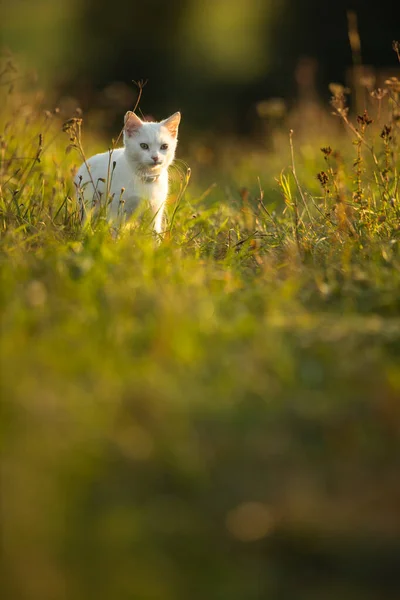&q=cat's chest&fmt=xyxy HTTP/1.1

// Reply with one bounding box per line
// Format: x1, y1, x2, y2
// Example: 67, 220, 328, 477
120, 177, 161, 204
114, 174, 166, 218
